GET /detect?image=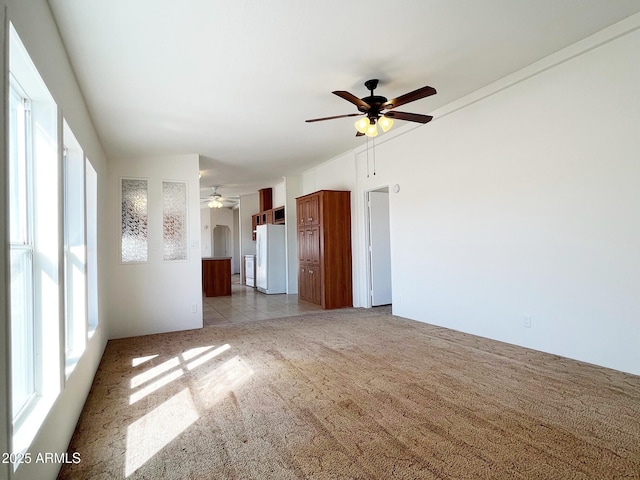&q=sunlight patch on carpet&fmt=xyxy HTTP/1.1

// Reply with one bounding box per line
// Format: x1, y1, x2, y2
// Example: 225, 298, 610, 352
185, 344, 230, 370
181, 345, 216, 361
128, 344, 234, 405
129, 368, 184, 405
131, 357, 180, 388
131, 354, 158, 367
125, 388, 199, 477
197, 355, 254, 409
